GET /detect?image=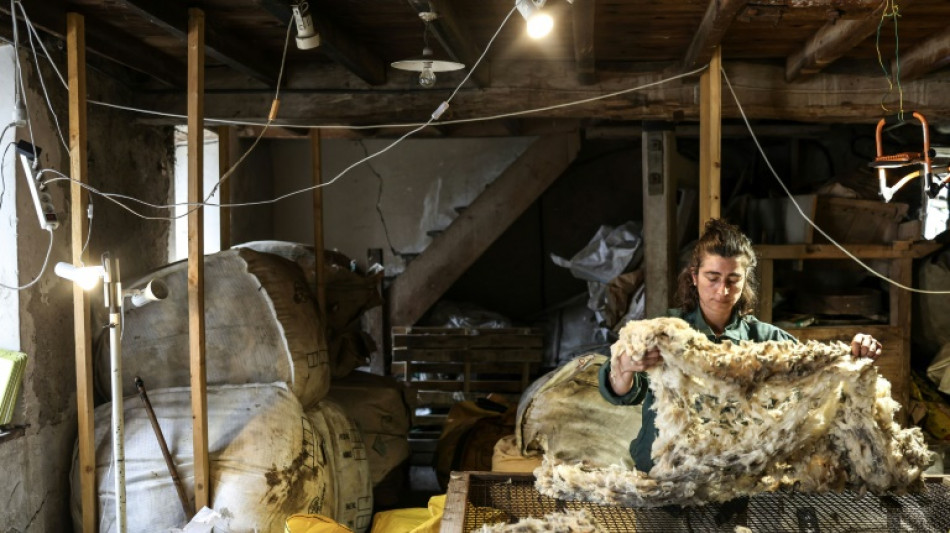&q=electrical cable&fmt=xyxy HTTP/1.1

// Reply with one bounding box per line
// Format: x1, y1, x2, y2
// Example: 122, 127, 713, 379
0, 122, 13, 212
22, 9, 68, 152
0, 227, 53, 290
722, 66, 950, 295
875, 0, 905, 118
10, 0, 36, 152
